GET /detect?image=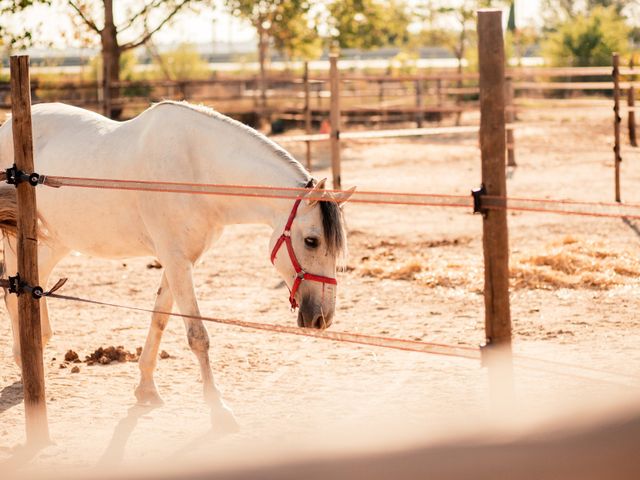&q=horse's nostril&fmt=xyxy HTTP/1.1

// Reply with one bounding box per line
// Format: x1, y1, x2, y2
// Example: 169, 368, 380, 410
312, 314, 329, 330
